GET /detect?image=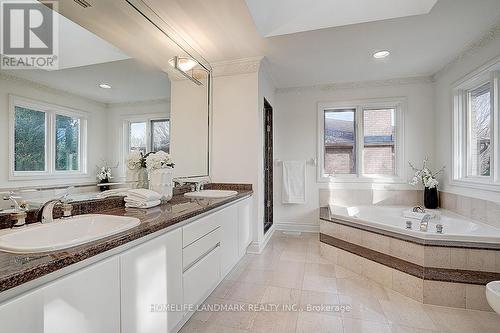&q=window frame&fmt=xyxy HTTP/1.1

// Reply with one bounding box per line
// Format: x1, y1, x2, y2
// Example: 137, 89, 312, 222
452, 69, 500, 190
121, 113, 170, 172
317, 98, 405, 183
8, 95, 88, 180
